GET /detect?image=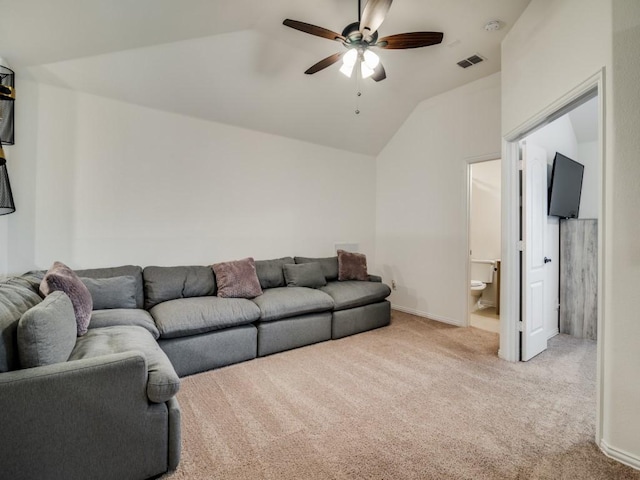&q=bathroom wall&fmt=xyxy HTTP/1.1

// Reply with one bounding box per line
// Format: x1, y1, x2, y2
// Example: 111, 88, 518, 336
470, 159, 501, 306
